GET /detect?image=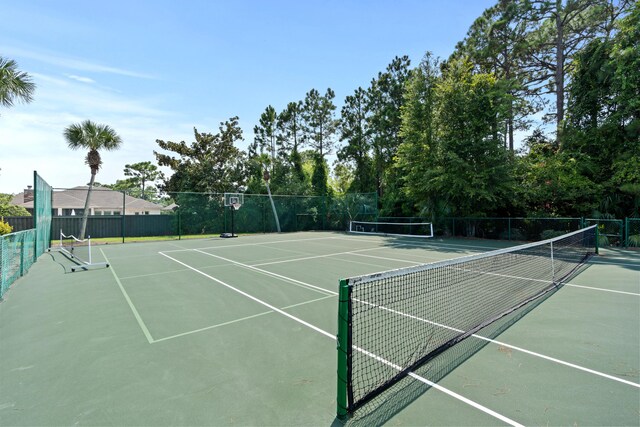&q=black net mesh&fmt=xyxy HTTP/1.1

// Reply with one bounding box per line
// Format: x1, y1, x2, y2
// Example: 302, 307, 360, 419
342, 226, 596, 413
